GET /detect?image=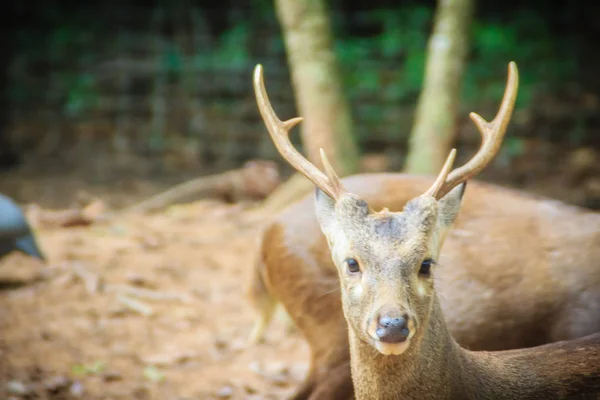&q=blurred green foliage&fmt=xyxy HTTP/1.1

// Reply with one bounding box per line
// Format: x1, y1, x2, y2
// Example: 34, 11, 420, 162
336, 6, 432, 101
13, 21, 103, 118
334, 6, 576, 109
9, 5, 578, 144
466, 11, 577, 108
